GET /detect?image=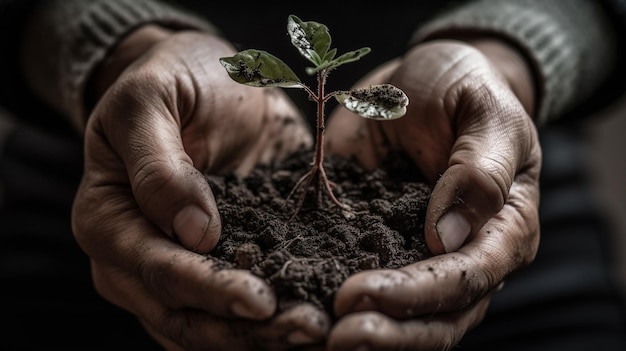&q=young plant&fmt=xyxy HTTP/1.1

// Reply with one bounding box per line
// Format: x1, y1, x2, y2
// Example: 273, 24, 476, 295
219, 15, 408, 218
